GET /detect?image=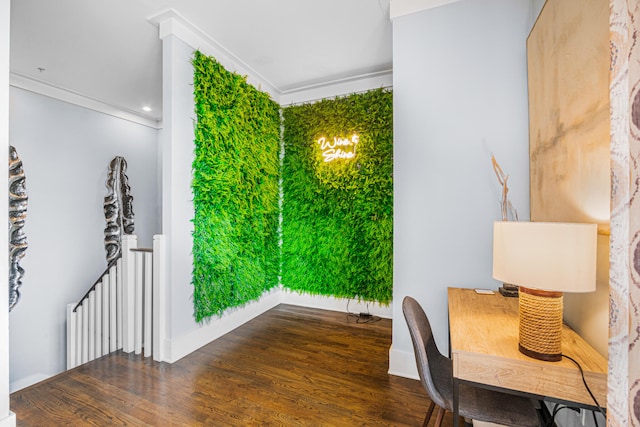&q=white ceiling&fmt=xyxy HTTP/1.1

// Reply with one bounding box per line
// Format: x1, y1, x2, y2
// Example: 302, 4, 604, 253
10, 0, 393, 123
